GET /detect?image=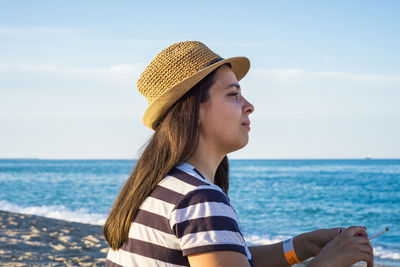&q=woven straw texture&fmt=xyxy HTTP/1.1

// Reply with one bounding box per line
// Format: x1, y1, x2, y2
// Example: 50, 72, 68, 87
137, 41, 220, 105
